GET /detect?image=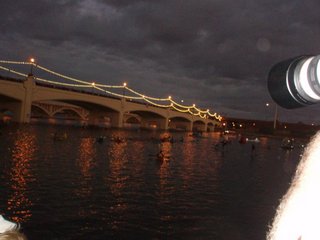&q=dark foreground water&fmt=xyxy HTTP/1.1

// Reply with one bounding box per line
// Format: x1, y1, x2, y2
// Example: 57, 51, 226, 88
0, 124, 306, 240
